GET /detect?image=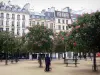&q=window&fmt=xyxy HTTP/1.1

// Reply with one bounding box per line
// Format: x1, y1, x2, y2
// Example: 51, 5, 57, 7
46, 24, 48, 28
0, 13, 4, 18
41, 16, 45, 19
6, 28, 9, 32
0, 28, 3, 32
6, 20, 9, 26
58, 19, 60, 23
32, 21, 35, 25
6, 13, 9, 19
22, 15, 25, 20
17, 21, 20, 26
54, 24, 55, 28
12, 14, 14, 19
12, 21, 14, 26
12, 28, 14, 31
62, 20, 65, 24
37, 22, 40, 25
57, 12, 61, 17
22, 21, 25, 28
36, 16, 39, 18
41, 22, 44, 25
12, 28, 14, 34
17, 29, 20, 35
22, 29, 25, 35
48, 13, 50, 16
17, 15, 20, 20
63, 26, 64, 30
66, 26, 68, 30
0, 20, 3, 26
62, 13, 66, 18
66, 20, 68, 24
58, 25, 61, 30
50, 23, 53, 29
30, 21, 31, 26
